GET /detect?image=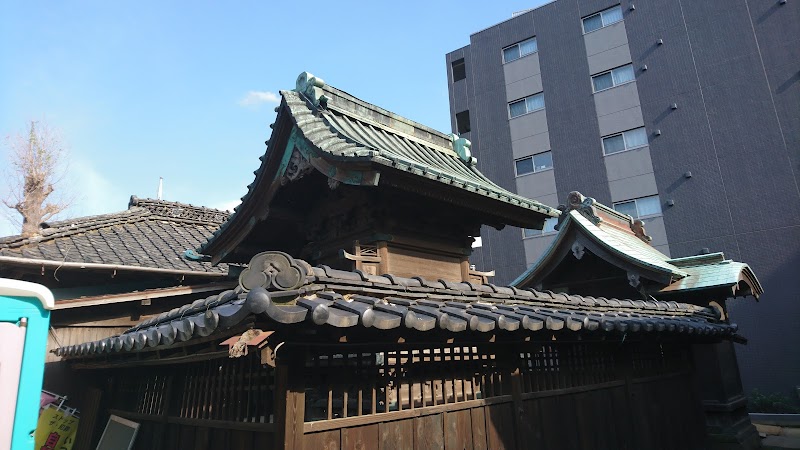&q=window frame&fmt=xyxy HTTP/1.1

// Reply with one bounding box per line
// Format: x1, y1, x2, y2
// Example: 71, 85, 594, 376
455, 110, 471, 134
508, 92, 545, 119
522, 217, 559, 238
591, 64, 636, 93
602, 127, 649, 156
581, 5, 624, 34
612, 195, 662, 219
502, 37, 538, 64
451, 58, 466, 82
514, 150, 553, 177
